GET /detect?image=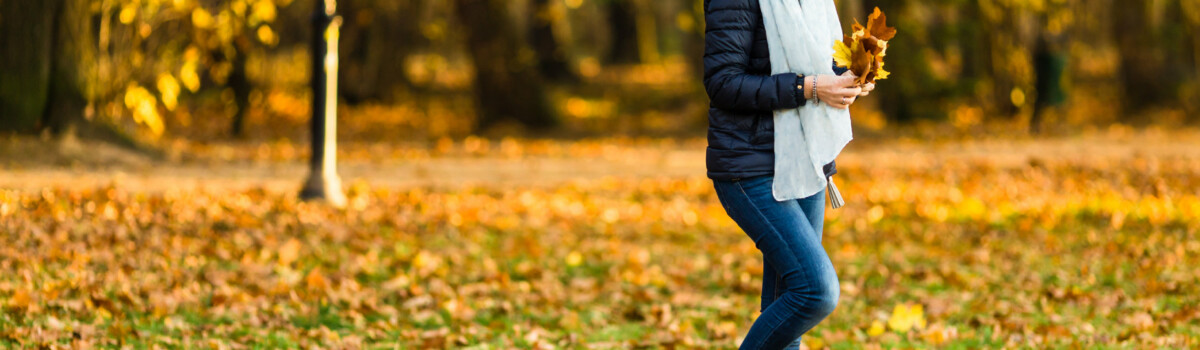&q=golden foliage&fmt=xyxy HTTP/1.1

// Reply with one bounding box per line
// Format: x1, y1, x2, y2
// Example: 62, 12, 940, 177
1, 138, 1199, 347
833, 7, 895, 85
